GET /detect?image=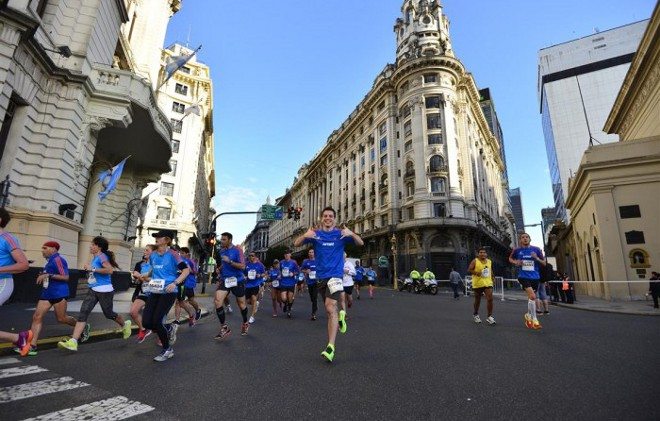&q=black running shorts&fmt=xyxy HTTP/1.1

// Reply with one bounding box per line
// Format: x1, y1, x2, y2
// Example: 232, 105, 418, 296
518, 278, 540, 292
